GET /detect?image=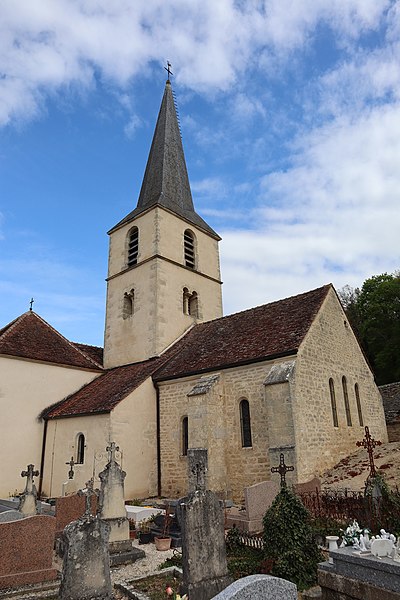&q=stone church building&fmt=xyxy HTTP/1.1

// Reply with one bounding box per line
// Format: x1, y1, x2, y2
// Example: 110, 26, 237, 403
0, 79, 387, 501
